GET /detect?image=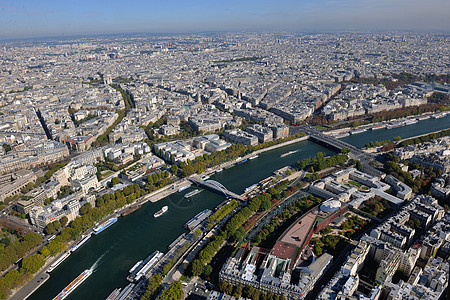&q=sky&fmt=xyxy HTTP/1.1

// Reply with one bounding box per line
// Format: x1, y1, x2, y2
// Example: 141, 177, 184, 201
0, 0, 449, 39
